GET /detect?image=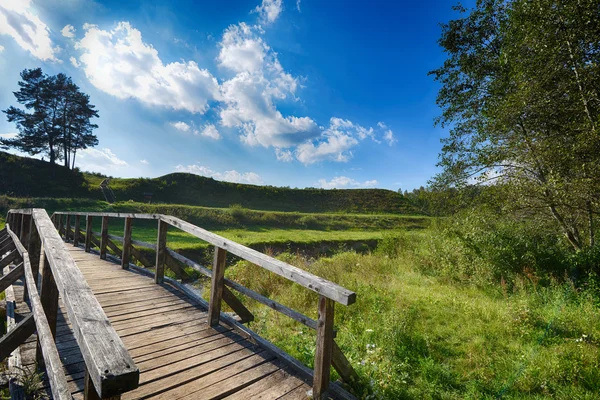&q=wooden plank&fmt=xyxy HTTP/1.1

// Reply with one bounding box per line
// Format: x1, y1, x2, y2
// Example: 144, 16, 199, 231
27, 219, 41, 291
332, 341, 359, 384
39, 251, 60, 339
100, 216, 109, 260
221, 286, 254, 324
155, 220, 168, 284
4, 264, 25, 400
130, 245, 153, 268
313, 296, 334, 400
177, 357, 280, 400
123, 349, 268, 400
30, 209, 139, 398
209, 247, 227, 326
85, 215, 93, 252
278, 385, 312, 399
121, 217, 132, 270
58, 214, 64, 237
52, 212, 160, 220
0, 249, 18, 269
165, 252, 193, 281
0, 262, 23, 293
21, 248, 72, 400
0, 314, 35, 362
160, 215, 356, 305
223, 369, 307, 400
